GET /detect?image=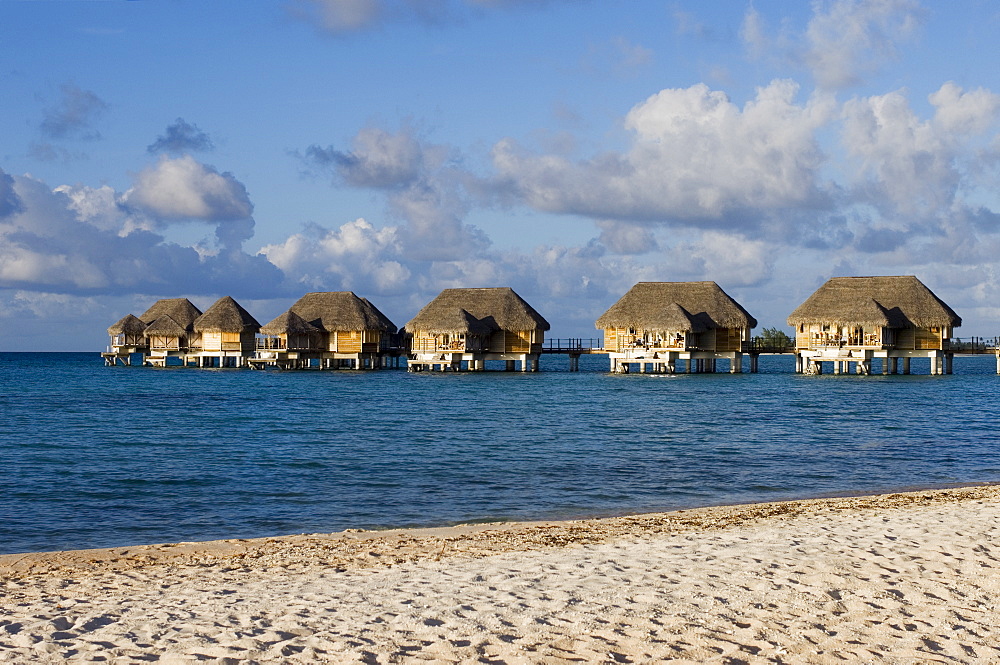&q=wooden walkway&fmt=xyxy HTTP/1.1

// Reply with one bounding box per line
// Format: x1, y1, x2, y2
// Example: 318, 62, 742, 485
541, 338, 605, 354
